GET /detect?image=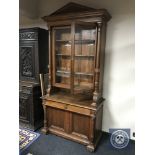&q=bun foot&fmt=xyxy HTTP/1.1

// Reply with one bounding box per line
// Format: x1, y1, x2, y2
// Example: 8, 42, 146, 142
41, 127, 48, 134
86, 144, 95, 152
